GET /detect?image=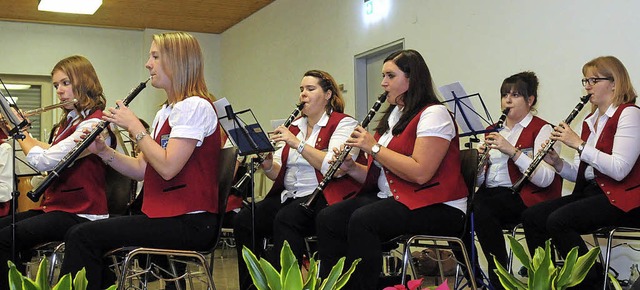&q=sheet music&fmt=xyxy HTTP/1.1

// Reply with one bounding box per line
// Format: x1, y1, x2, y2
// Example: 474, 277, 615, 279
439, 82, 485, 135
213, 98, 274, 156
